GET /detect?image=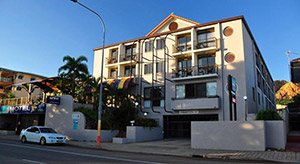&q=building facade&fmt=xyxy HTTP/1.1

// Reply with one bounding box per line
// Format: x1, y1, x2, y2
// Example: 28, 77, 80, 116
0, 67, 46, 98
93, 14, 276, 138
291, 58, 300, 83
